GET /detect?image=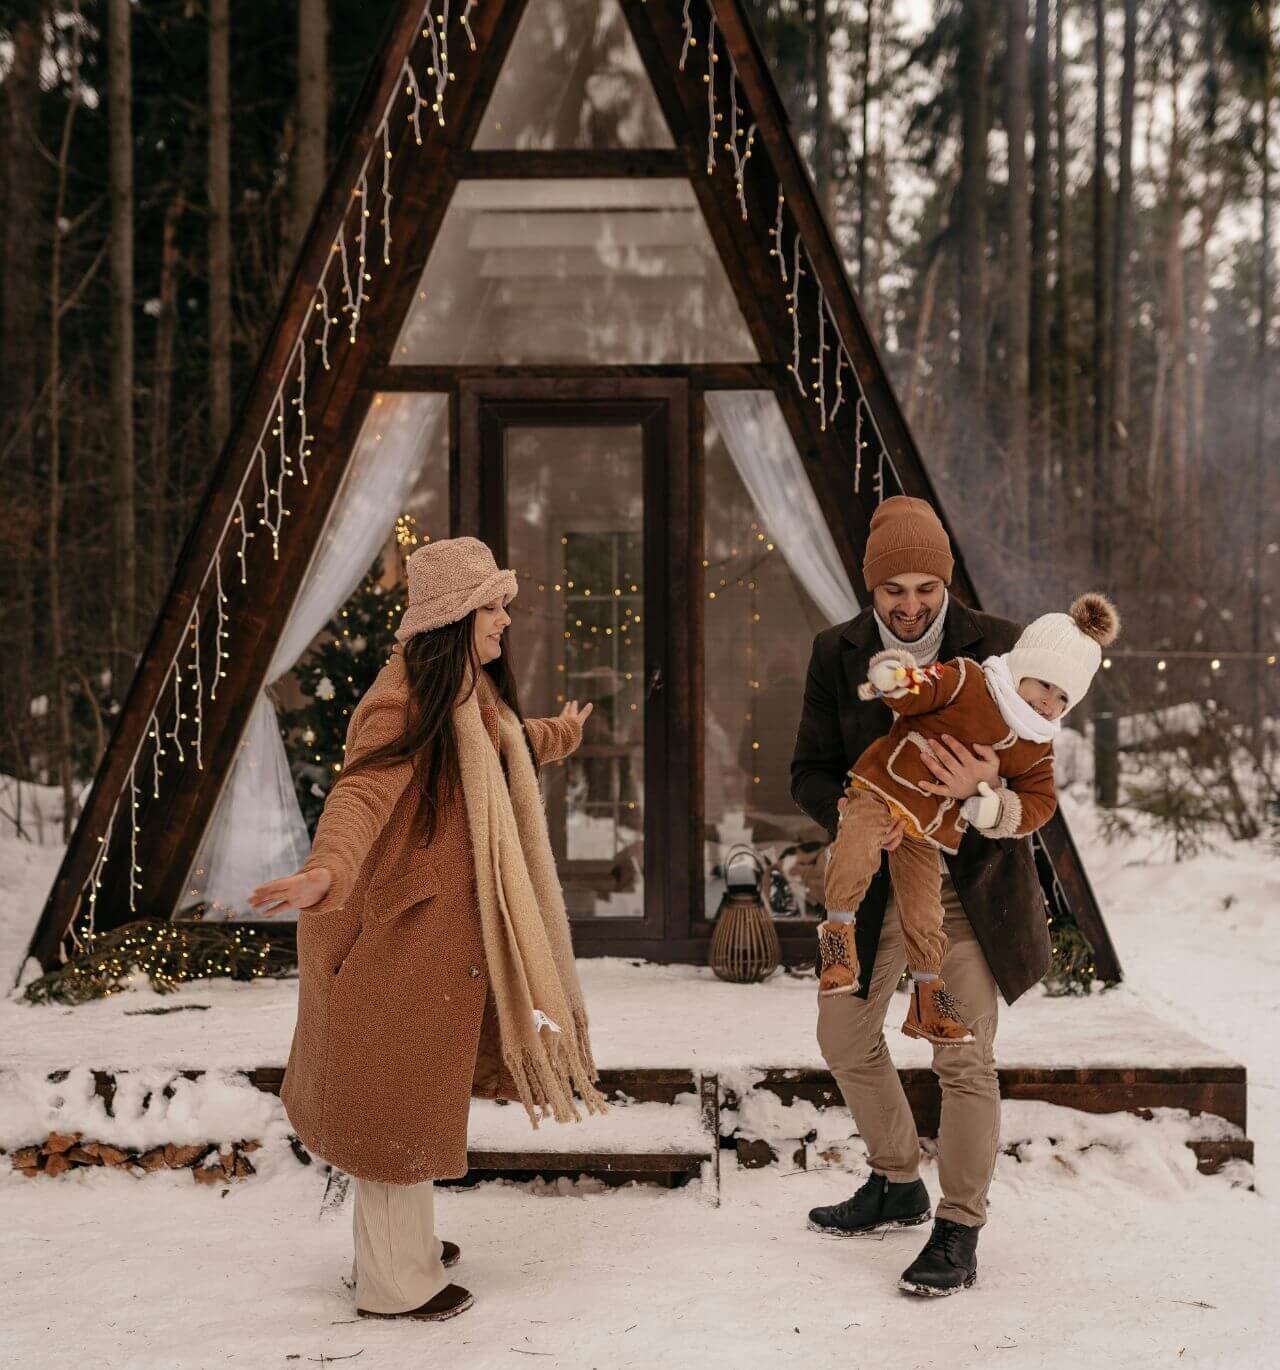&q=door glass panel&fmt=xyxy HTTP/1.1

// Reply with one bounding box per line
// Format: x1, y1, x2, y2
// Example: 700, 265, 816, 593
505, 425, 646, 918
392, 179, 759, 364
475, 0, 673, 149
